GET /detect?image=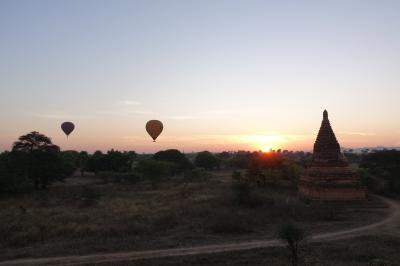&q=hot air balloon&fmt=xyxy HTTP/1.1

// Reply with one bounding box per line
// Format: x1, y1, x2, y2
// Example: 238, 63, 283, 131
61, 122, 75, 137
146, 120, 163, 142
